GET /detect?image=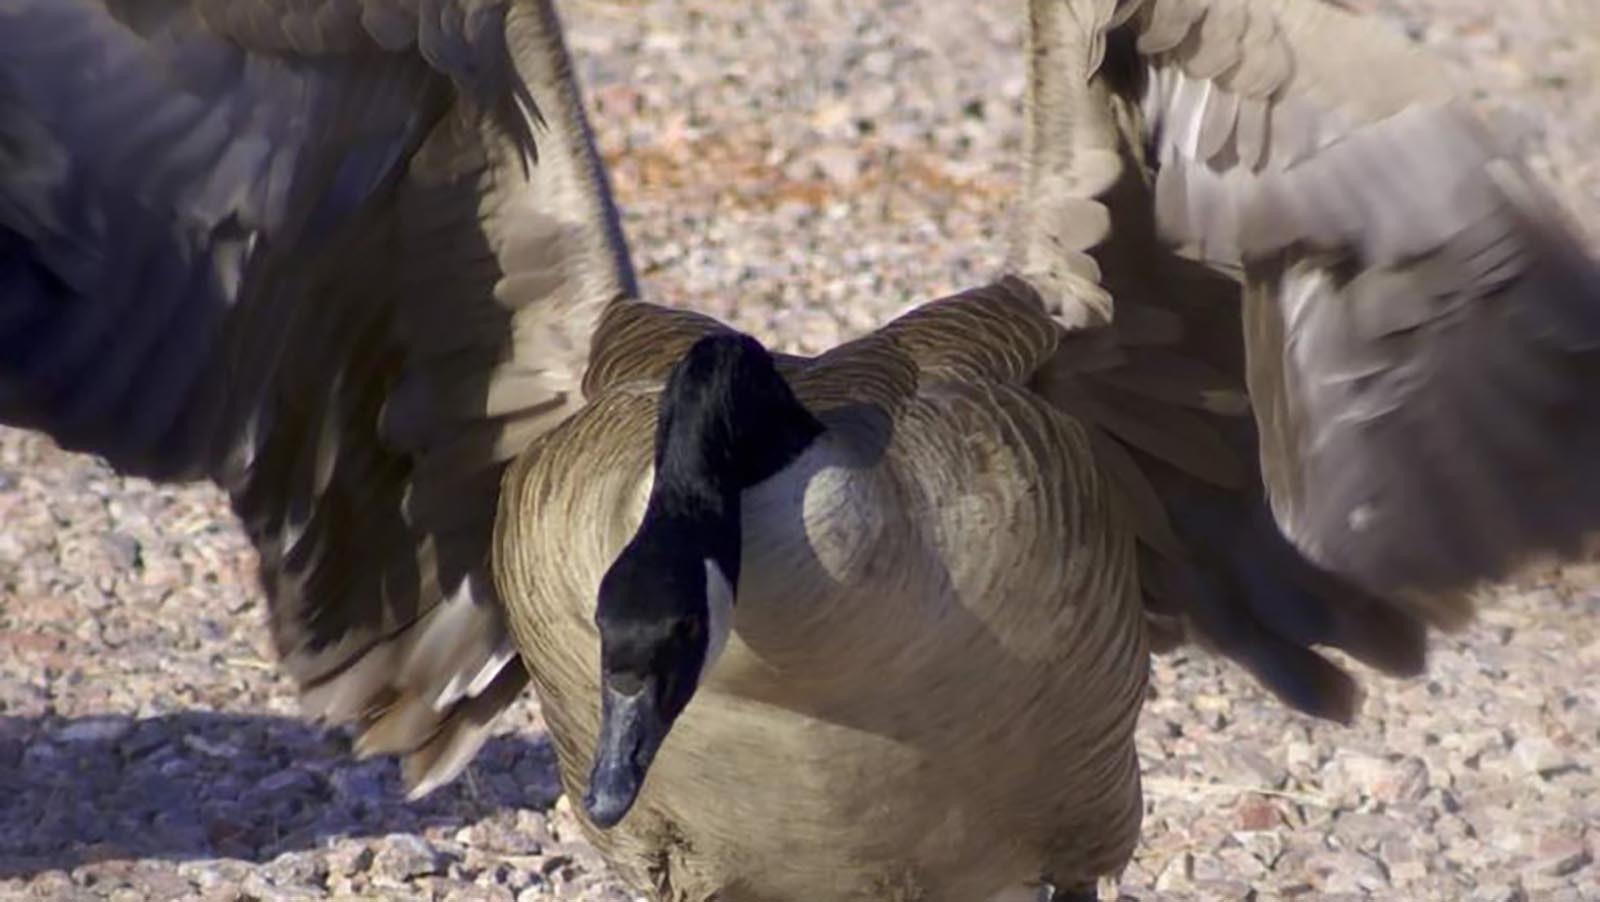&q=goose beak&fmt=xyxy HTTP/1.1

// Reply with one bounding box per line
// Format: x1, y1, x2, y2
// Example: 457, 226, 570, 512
583, 679, 670, 828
